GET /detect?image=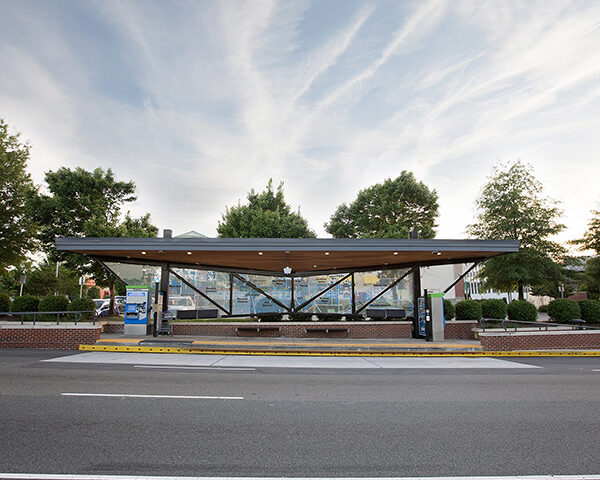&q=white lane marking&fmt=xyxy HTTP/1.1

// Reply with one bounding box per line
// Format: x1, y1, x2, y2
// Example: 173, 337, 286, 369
2, 475, 600, 480
61, 393, 243, 400
592, 369, 600, 371
134, 365, 256, 371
